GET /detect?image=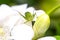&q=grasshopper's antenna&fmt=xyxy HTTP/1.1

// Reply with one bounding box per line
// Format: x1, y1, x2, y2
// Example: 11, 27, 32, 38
13, 9, 25, 18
